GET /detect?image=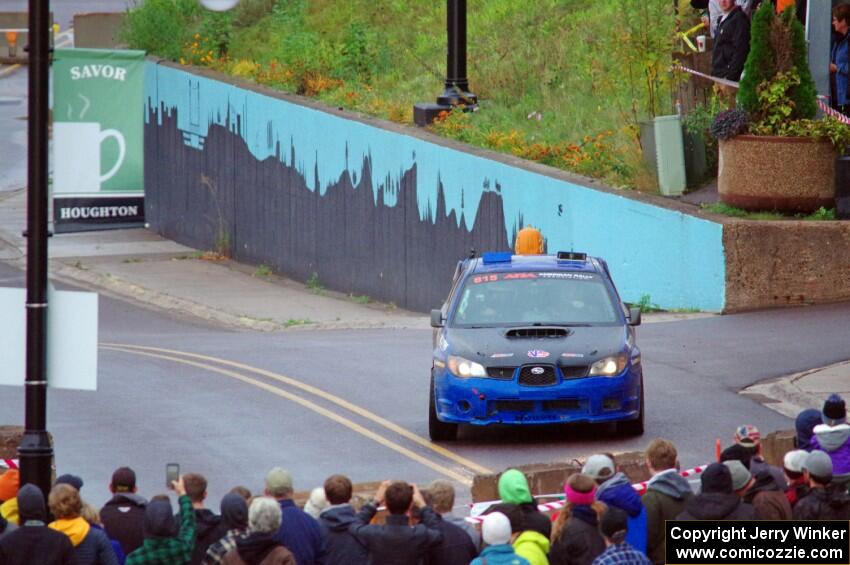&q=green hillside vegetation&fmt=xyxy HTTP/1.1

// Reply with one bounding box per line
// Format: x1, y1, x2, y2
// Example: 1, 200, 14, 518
124, 0, 692, 188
